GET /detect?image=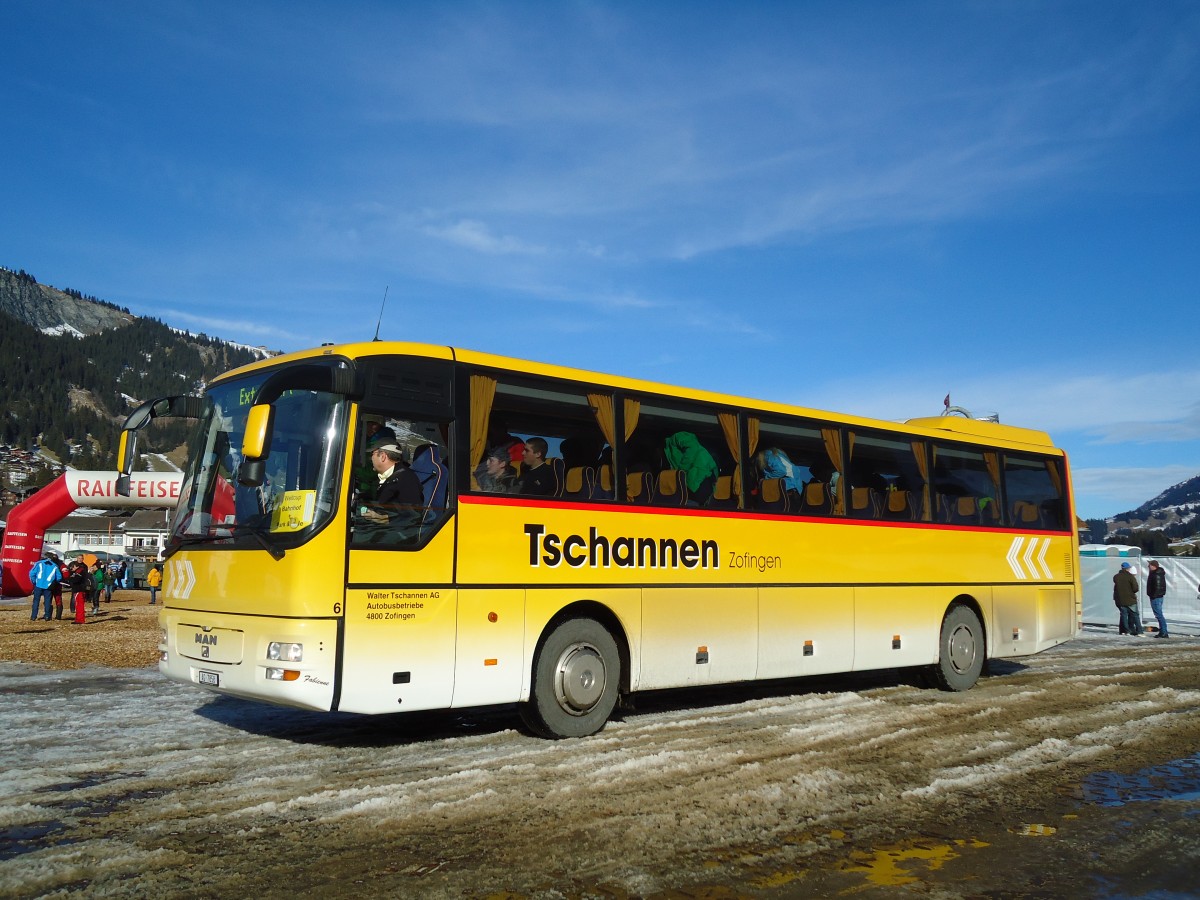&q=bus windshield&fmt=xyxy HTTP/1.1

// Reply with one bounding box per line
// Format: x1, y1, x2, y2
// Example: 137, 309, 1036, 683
167, 371, 347, 553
